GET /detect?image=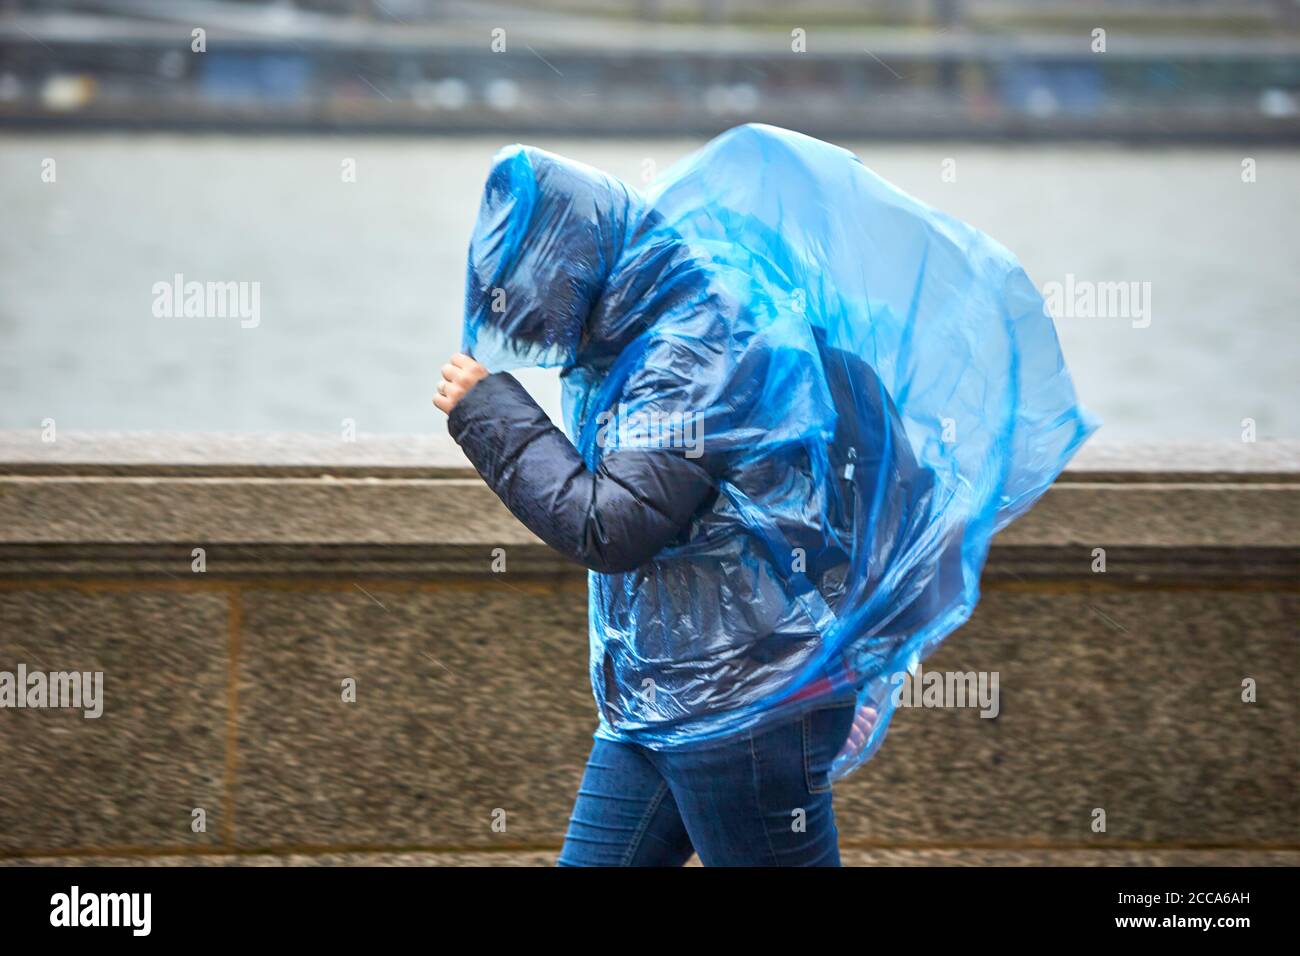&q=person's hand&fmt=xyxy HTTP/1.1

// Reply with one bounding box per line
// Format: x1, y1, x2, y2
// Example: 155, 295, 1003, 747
433, 353, 489, 415
839, 705, 879, 758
